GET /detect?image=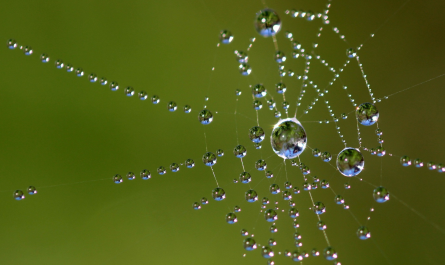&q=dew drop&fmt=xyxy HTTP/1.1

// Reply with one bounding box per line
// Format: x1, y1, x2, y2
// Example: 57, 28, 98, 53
261, 246, 274, 258
357, 226, 371, 240
254, 8, 281, 37
252, 84, 267, 98
264, 209, 278, 222
243, 238, 257, 251
151, 95, 160, 104
27, 186, 37, 195
270, 118, 307, 159
110, 81, 119, 91
183, 105, 191, 113
321, 151, 332, 162
125, 86, 134, 97
255, 159, 267, 170
249, 126, 265, 143
240, 172, 252, 184
226, 213, 238, 224
140, 169, 151, 180
239, 63, 252, 75
193, 202, 201, 210
356, 103, 379, 126
40, 54, 50, 63
113, 174, 123, 184
126, 172, 135, 180
373, 186, 390, 203
233, 145, 247, 158
7, 39, 17, 49
336, 147, 364, 176
198, 109, 213, 124
400, 156, 411, 166
313, 201, 326, 214
167, 101, 177, 112
219, 30, 234, 44
170, 163, 179, 172
212, 187, 226, 201
323, 247, 338, 261
185, 159, 195, 168
157, 166, 166, 175
346, 48, 357, 58
13, 190, 25, 200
